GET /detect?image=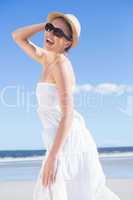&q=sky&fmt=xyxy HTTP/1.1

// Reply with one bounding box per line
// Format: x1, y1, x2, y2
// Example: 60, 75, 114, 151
0, 0, 133, 150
